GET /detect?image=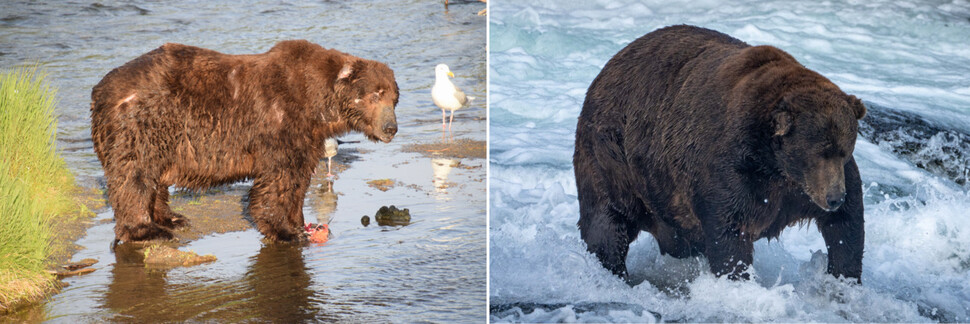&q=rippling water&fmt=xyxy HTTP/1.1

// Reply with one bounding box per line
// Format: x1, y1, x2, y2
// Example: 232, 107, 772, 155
0, 0, 486, 322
